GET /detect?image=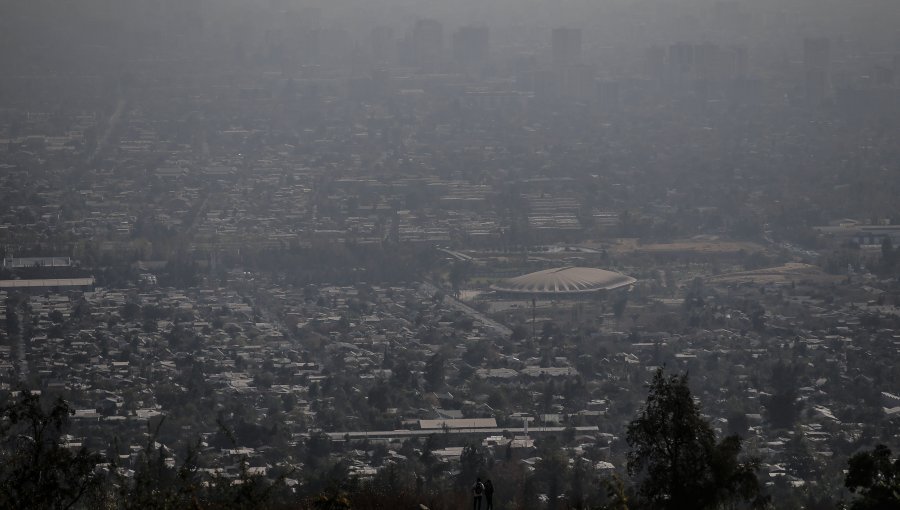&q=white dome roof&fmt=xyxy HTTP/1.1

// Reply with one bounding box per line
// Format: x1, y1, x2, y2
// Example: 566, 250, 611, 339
491, 266, 635, 295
